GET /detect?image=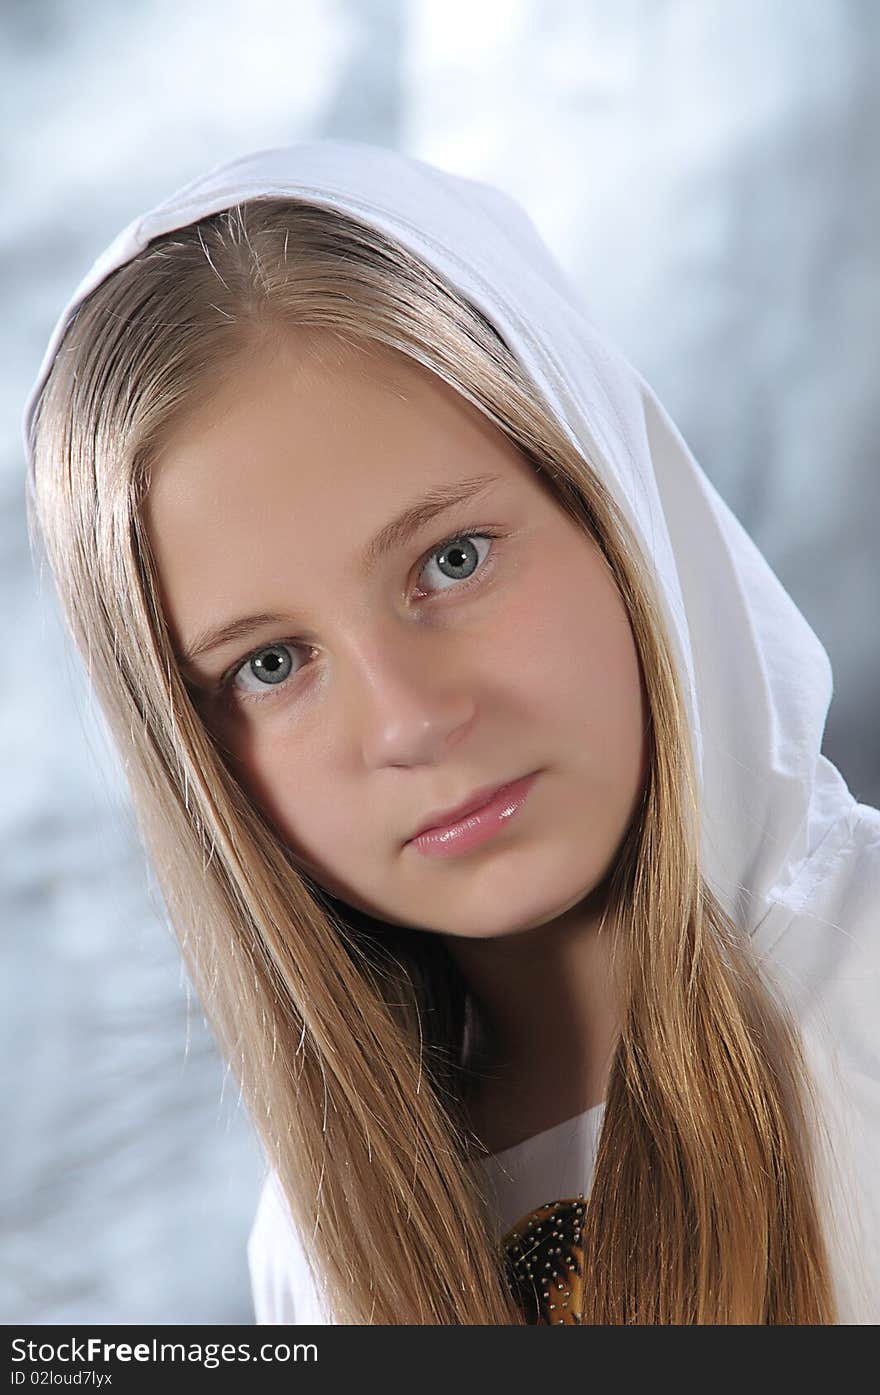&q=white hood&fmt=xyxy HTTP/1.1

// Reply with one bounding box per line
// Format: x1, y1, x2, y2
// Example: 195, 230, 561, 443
22, 140, 879, 1321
